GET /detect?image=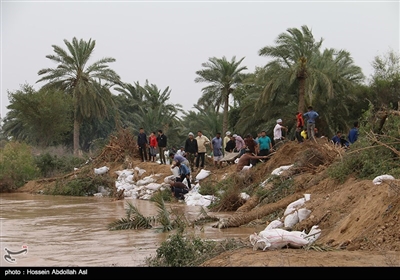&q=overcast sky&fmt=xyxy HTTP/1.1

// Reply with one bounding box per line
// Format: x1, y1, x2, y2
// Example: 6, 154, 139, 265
1, 0, 399, 119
